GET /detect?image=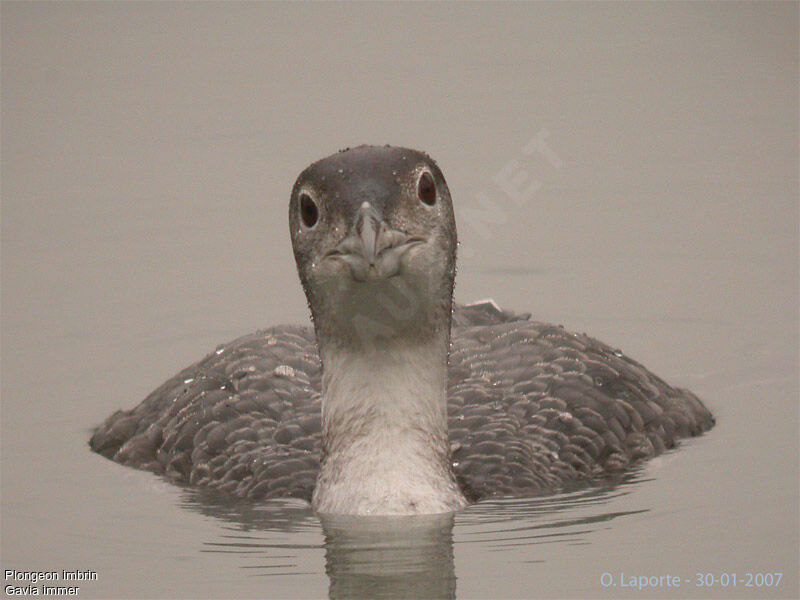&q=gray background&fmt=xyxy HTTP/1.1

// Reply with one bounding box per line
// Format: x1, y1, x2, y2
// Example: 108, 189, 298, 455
2, 2, 797, 598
